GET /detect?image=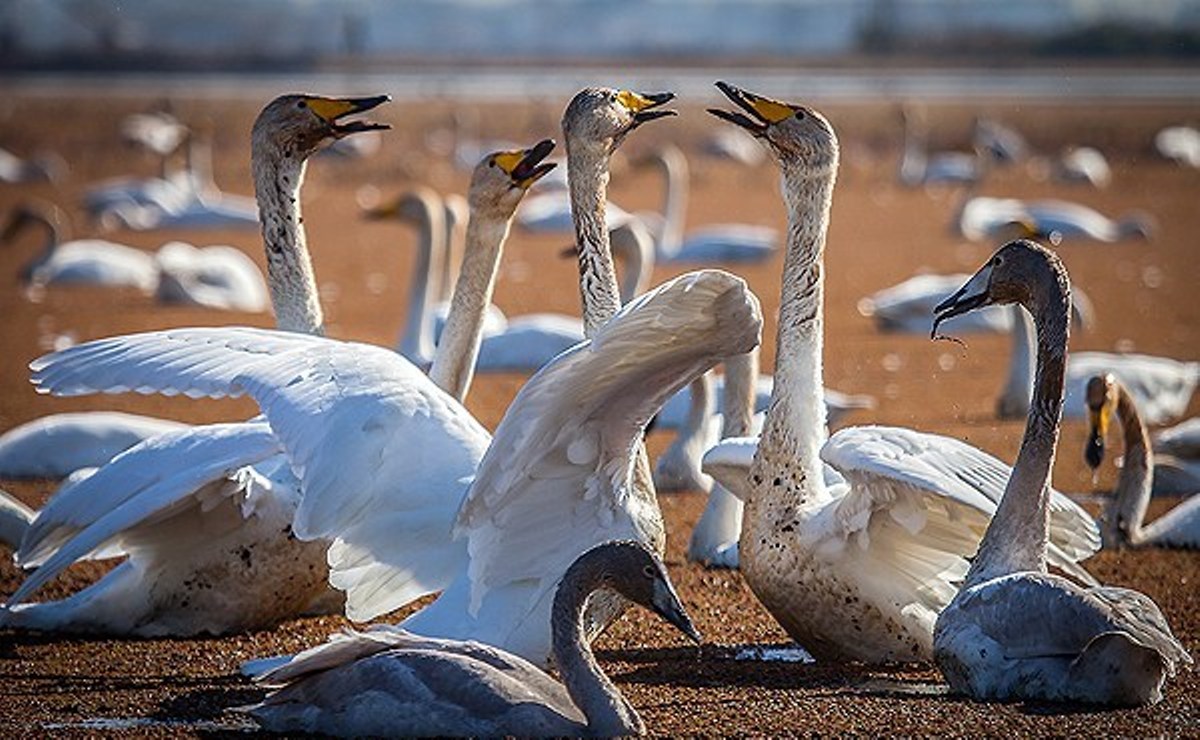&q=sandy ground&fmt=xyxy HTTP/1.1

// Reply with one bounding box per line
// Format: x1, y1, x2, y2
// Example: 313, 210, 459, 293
0, 90, 1197, 736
